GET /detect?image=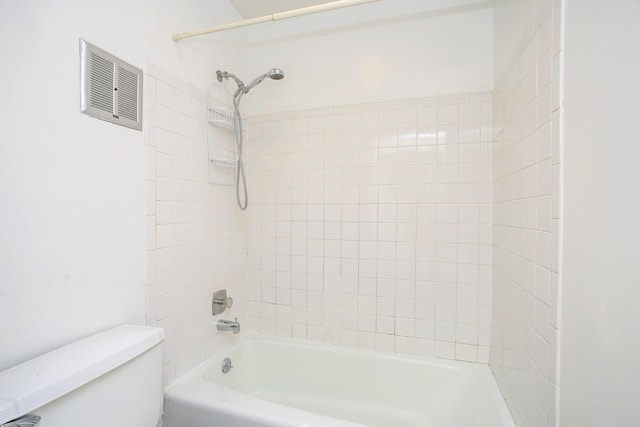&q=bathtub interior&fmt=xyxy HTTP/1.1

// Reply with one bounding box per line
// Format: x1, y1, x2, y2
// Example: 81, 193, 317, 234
166, 335, 514, 427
